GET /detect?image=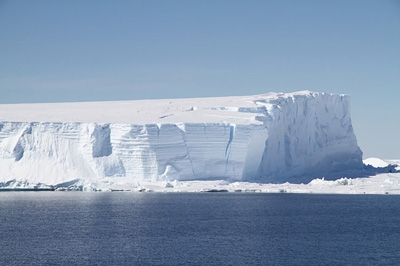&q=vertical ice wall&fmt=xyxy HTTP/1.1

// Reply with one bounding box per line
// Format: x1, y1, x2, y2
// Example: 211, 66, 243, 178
109, 123, 268, 182
0, 121, 268, 184
0, 91, 364, 185
255, 92, 363, 183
